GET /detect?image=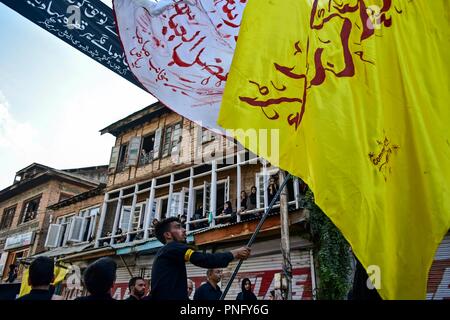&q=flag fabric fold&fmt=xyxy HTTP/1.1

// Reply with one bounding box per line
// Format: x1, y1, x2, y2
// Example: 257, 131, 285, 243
113, 0, 247, 134
218, 0, 450, 299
